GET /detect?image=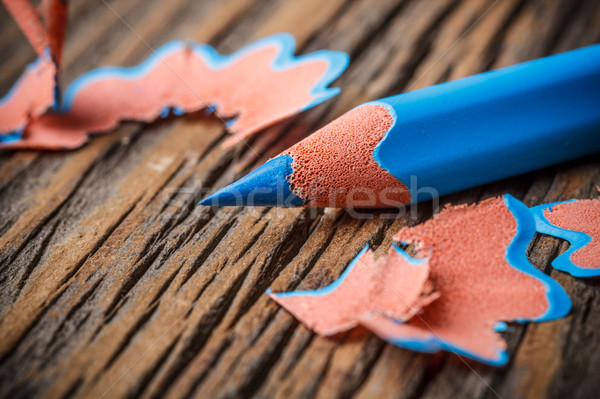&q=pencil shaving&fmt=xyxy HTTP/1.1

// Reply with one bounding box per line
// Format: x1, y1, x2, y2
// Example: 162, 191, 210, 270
1, 34, 348, 150
532, 198, 600, 276
268, 245, 438, 336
